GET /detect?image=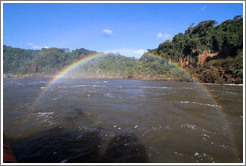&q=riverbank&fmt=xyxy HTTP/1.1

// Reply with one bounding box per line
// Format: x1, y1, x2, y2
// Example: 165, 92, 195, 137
7, 73, 54, 78
4, 72, 243, 84
3, 73, 206, 84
